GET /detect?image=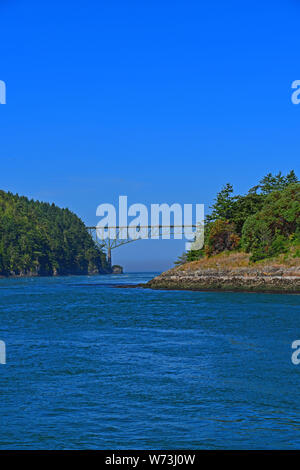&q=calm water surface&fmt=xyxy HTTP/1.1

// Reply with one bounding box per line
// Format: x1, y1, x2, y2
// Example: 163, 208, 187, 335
0, 273, 299, 449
